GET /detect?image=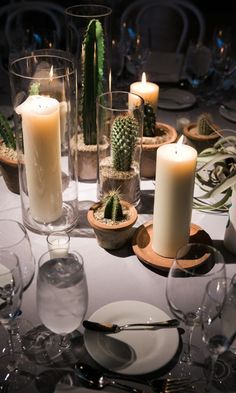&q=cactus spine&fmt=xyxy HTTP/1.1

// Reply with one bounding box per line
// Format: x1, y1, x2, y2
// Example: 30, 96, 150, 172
103, 190, 124, 221
143, 102, 156, 137
0, 113, 16, 150
82, 19, 104, 145
111, 114, 139, 171
197, 113, 216, 135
